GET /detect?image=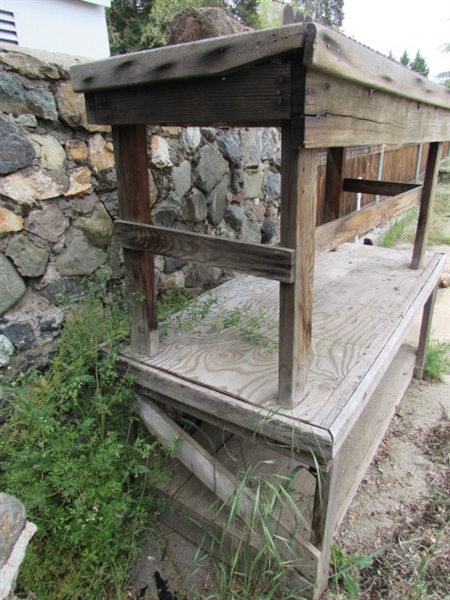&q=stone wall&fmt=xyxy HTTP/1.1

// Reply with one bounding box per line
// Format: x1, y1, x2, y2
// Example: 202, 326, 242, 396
0, 45, 282, 377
